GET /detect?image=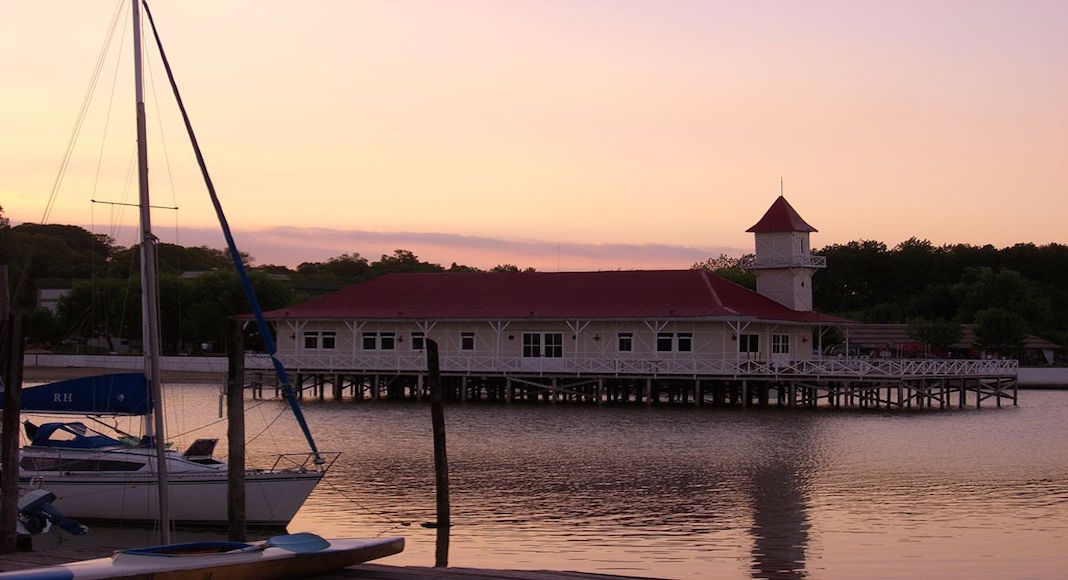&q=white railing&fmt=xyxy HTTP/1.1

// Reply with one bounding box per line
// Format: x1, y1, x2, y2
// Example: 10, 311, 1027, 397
739, 254, 827, 269
268, 353, 1018, 379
